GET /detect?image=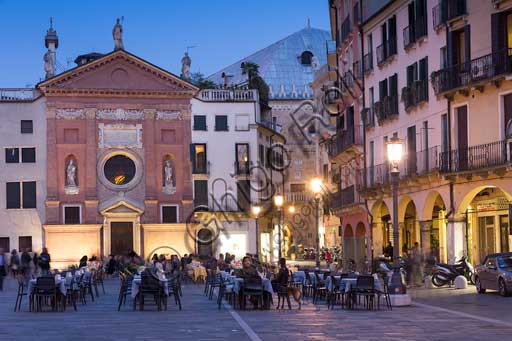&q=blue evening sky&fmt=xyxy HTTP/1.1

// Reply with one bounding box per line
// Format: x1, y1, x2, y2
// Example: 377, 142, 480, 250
0, 0, 330, 87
